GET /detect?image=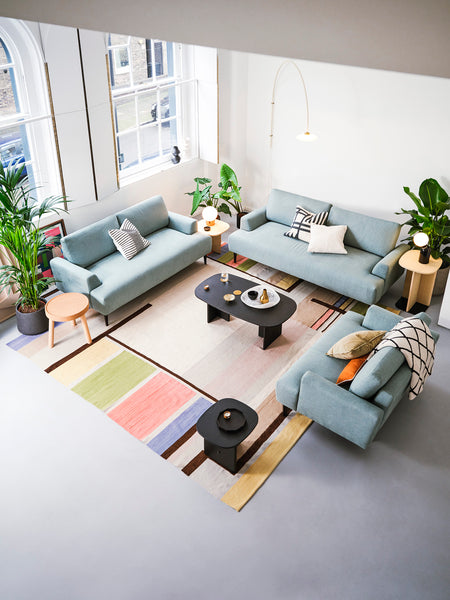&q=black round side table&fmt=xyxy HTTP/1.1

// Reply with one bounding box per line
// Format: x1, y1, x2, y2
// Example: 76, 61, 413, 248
196, 398, 258, 474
